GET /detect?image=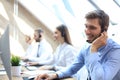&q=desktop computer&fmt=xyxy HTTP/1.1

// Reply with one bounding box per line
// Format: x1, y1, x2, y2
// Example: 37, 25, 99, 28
0, 25, 12, 80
